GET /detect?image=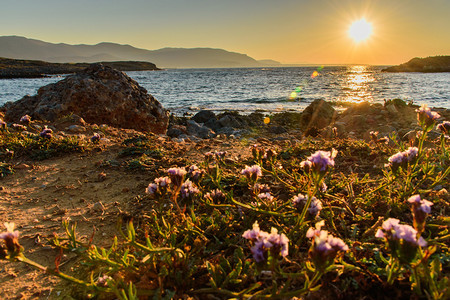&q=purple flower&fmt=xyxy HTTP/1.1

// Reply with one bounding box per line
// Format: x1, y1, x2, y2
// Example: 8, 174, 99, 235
97, 274, 112, 287
407, 195, 433, 214
40, 128, 53, 139
257, 192, 274, 202
253, 183, 271, 194
301, 149, 337, 174
205, 189, 226, 203
155, 176, 171, 187
407, 194, 433, 233
91, 133, 100, 143
242, 221, 267, 241
241, 165, 263, 182
188, 165, 205, 182
376, 218, 427, 248
180, 179, 200, 199
266, 227, 289, 258
306, 221, 348, 270
146, 183, 158, 195
264, 149, 277, 161
19, 114, 31, 124
306, 220, 325, 238
437, 121, 450, 134
385, 147, 418, 171
292, 194, 322, 217
0, 222, 21, 253
243, 222, 289, 263
416, 104, 441, 129
12, 124, 27, 131
168, 167, 187, 187
251, 239, 271, 263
